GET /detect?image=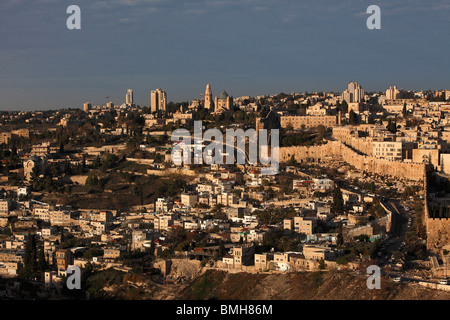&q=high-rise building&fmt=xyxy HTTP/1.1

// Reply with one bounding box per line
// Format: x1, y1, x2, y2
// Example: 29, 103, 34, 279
204, 83, 213, 111
150, 88, 167, 114
126, 89, 134, 107
83, 102, 91, 112
342, 82, 365, 104
386, 86, 400, 100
